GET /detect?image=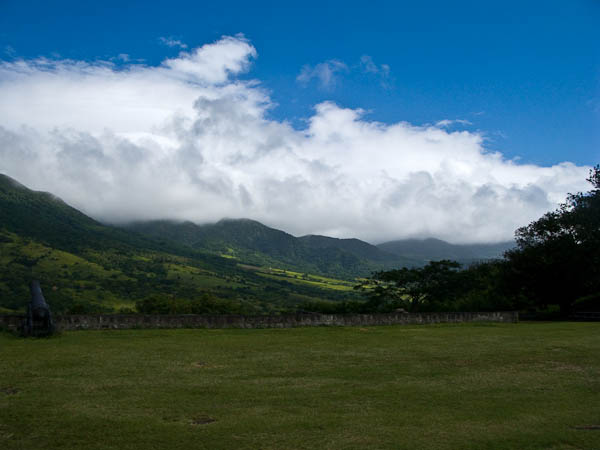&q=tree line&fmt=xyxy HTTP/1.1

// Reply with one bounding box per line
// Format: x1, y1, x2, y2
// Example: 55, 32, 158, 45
305, 166, 600, 317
